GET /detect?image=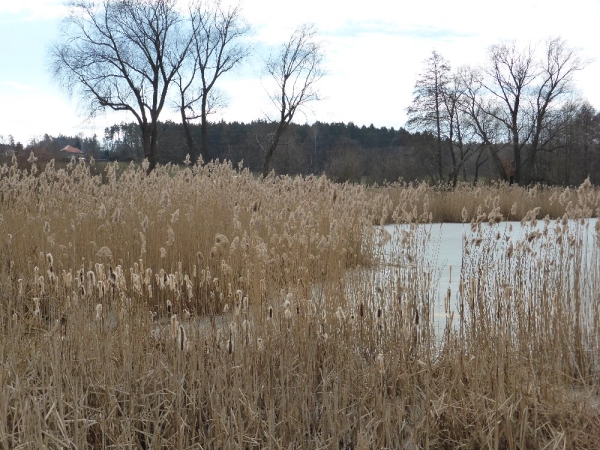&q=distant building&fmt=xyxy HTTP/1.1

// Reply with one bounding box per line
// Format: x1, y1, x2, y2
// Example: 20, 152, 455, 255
60, 145, 86, 161
60, 145, 85, 155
